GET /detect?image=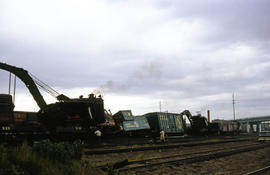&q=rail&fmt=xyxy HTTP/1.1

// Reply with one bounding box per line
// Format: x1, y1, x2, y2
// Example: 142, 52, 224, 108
243, 165, 270, 175
117, 143, 270, 173
85, 138, 255, 155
